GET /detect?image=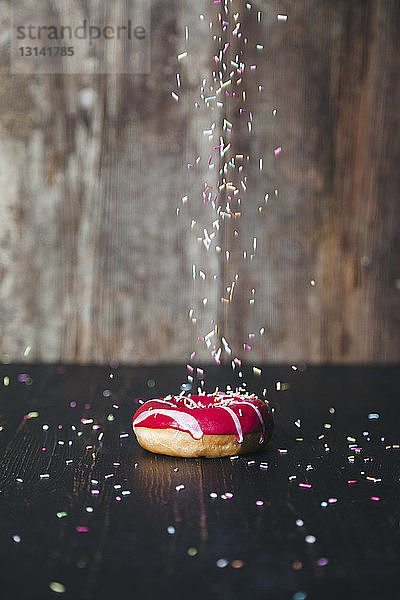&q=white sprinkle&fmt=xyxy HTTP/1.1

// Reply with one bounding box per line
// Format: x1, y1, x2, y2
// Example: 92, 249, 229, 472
176, 485, 185, 492
167, 525, 175, 534
296, 519, 304, 527
277, 14, 288, 22
177, 51, 188, 60
13, 535, 21, 543
305, 535, 316, 544
216, 558, 229, 568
